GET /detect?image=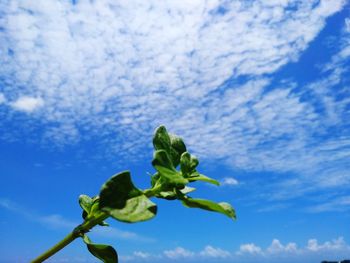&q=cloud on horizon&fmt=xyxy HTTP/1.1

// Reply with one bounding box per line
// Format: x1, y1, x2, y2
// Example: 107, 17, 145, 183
119, 236, 350, 262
